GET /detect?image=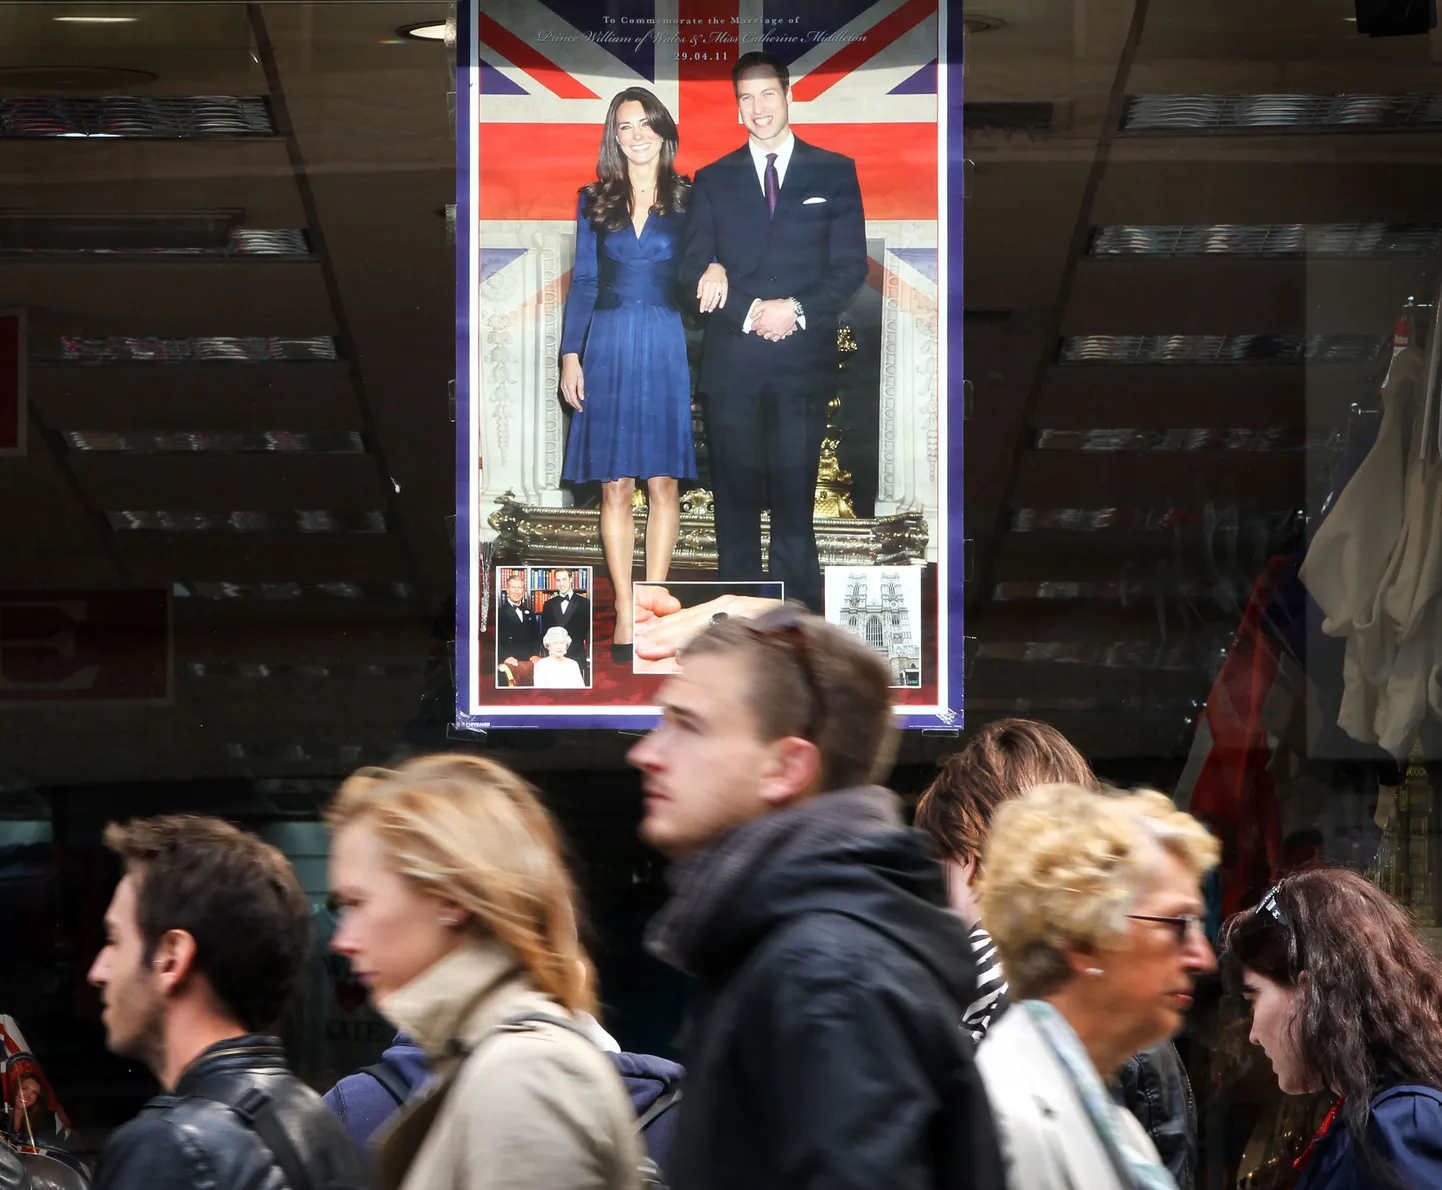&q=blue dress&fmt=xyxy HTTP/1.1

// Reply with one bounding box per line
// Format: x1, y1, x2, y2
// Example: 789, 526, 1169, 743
560, 194, 697, 483
1297, 1086, 1442, 1190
